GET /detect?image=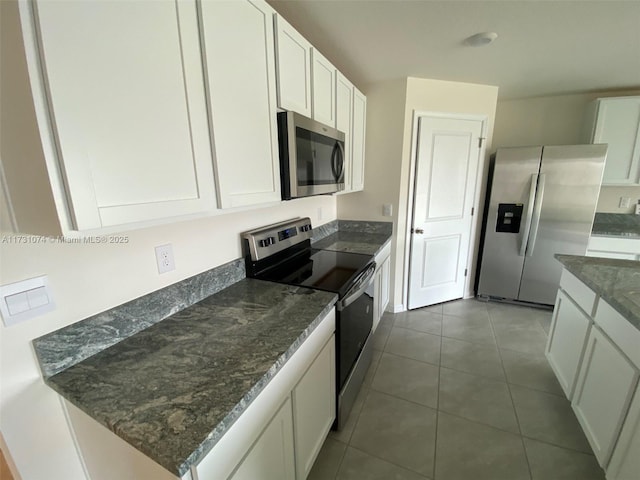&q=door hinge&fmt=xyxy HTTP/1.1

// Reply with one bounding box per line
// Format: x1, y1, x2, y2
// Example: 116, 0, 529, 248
471, 207, 475, 216
464, 268, 468, 277
478, 137, 485, 148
